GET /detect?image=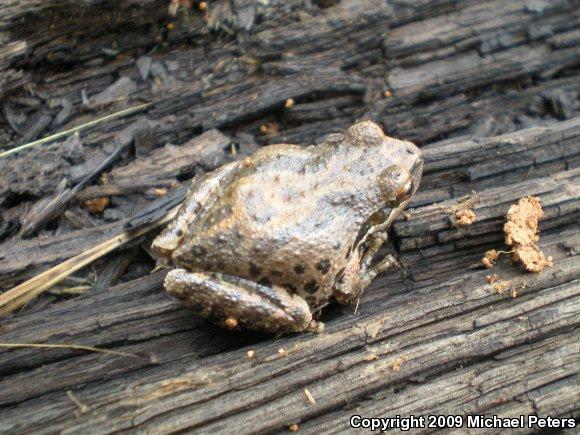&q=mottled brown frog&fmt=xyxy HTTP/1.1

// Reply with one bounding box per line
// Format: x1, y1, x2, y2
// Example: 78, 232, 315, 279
152, 121, 423, 334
